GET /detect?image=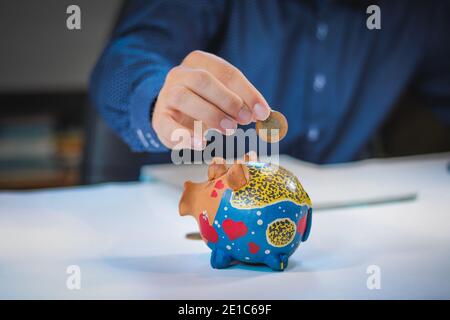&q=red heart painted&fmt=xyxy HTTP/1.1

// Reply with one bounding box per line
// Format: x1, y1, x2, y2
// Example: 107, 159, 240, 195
248, 242, 260, 254
198, 213, 218, 243
210, 190, 218, 198
298, 214, 307, 235
223, 218, 248, 240
214, 180, 224, 189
